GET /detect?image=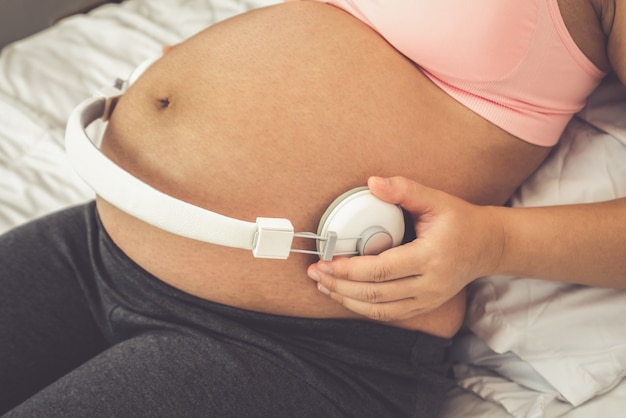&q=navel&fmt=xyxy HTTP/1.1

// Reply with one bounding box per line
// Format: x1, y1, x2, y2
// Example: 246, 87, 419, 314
157, 97, 171, 110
